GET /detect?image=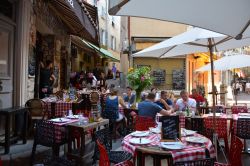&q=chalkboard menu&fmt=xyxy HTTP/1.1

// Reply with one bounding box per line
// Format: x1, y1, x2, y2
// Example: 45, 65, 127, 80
152, 69, 165, 85
160, 115, 180, 141
172, 69, 185, 90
